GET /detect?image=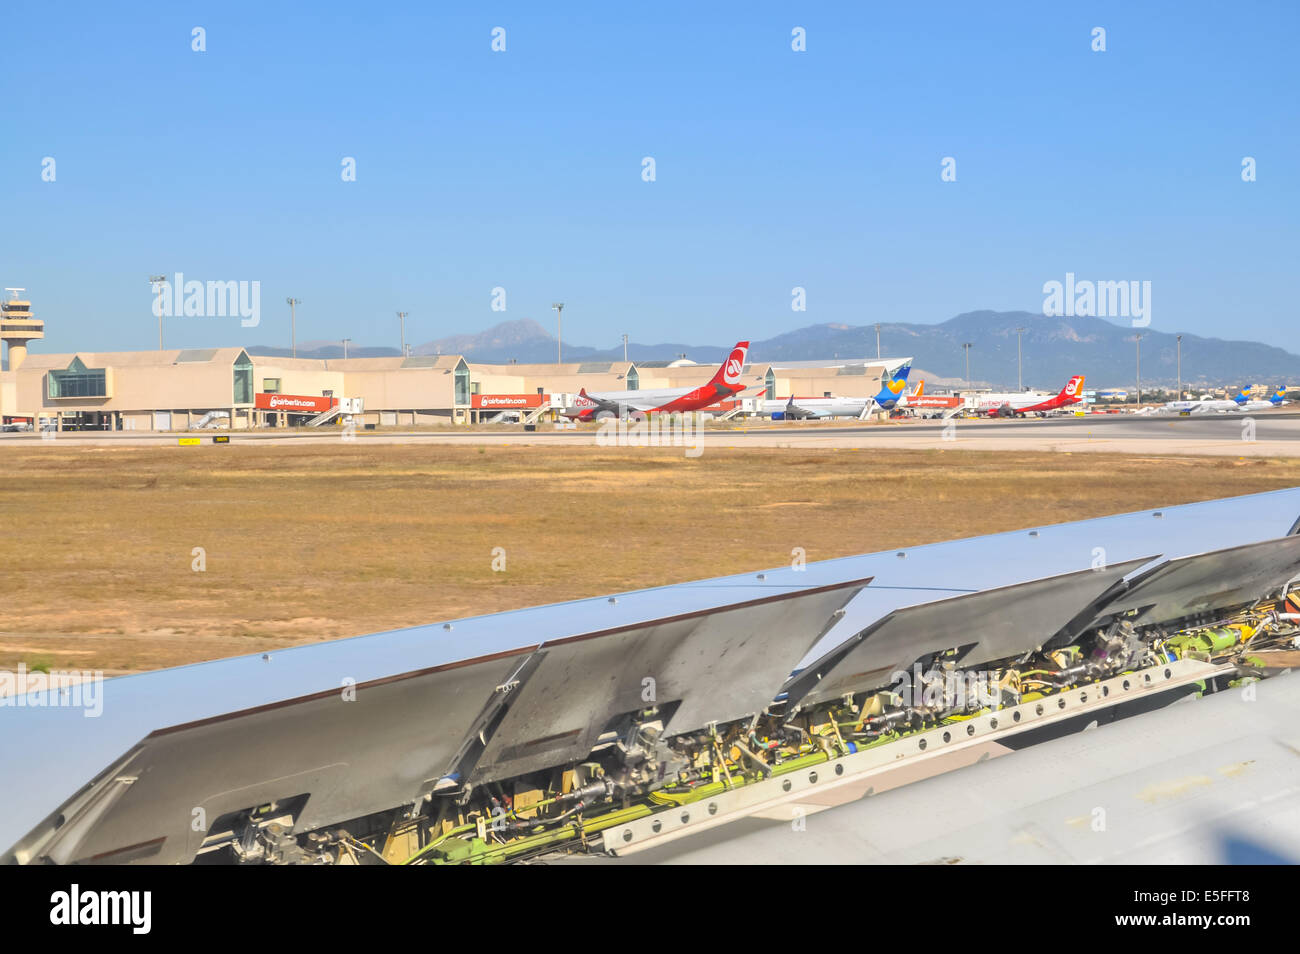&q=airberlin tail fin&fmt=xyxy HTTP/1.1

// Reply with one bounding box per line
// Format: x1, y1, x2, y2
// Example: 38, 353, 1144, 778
1060, 375, 1085, 400
708, 341, 750, 391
